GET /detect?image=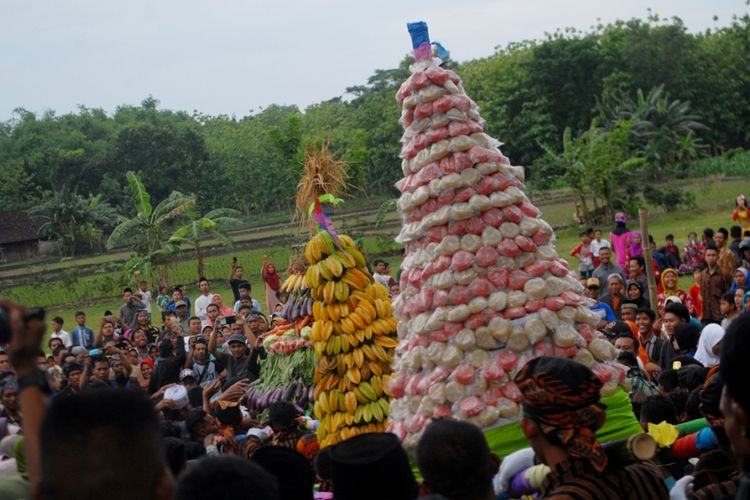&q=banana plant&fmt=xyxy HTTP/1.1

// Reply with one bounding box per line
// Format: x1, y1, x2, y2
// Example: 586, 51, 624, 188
167, 207, 242, 280
107, 171, 196, 286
